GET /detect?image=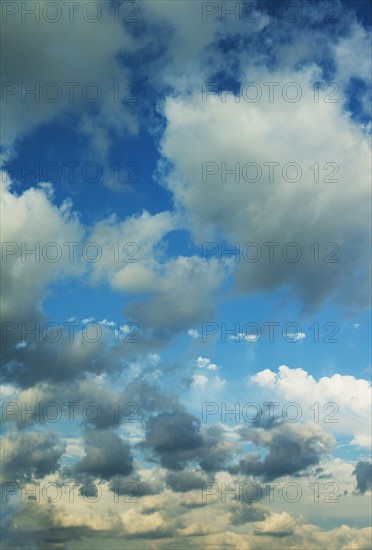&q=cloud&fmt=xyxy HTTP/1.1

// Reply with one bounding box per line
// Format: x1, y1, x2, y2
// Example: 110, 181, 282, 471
142, 411, 235, 473
228, 501, 269, 526
158, 63, 371, 312
353, 461, 372, 494
120, 508, 173, 539
89, 211, 228, 333
250, 365, 371, 446
0, 0, 138, 157
74, 430, 133, 481
196, 356, 220, 370
233, 423, 334, 480
253, 511, 297, 537
142, 410, 204, 471
192, 374, 209, 387
165, 469, 213, 493
1, 177, 82, 321
125, 256, 228, 332
1, 431, 65, 482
